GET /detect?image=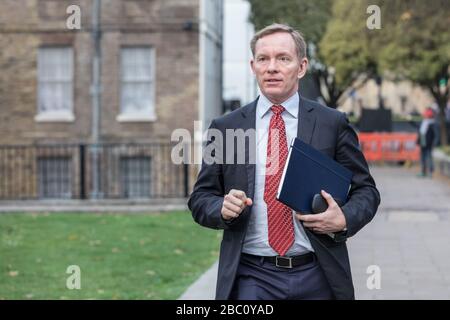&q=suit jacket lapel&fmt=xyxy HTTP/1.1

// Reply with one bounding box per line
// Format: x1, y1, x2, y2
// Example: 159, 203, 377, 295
240, 99, 258, 200
297, 95, 316, 144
